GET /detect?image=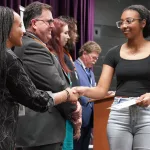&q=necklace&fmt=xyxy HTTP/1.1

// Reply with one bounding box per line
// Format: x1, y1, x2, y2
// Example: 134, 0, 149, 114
129, 50, 137, 56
